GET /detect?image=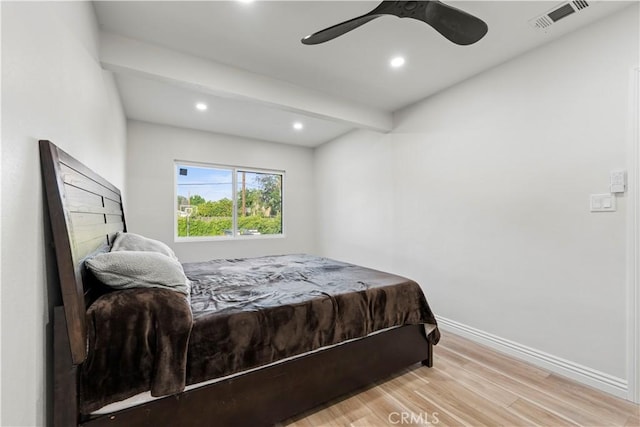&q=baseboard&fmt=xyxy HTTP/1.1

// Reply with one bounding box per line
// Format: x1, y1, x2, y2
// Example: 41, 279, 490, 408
436, 316, 629, 400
